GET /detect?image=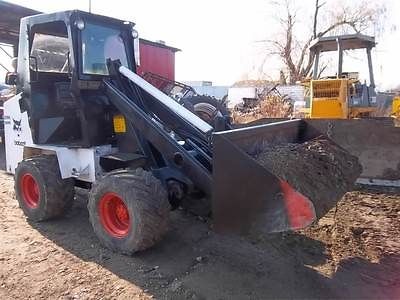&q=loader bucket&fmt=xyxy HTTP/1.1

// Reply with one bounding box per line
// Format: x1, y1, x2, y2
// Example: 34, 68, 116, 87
304, 118, 400, 185
212, 119, 361, 234
243, 118, 400, 186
